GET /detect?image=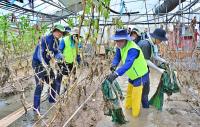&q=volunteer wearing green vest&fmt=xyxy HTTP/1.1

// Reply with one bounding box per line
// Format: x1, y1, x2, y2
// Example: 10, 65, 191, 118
107, 29, 149, 117
56, 27, 78, 94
